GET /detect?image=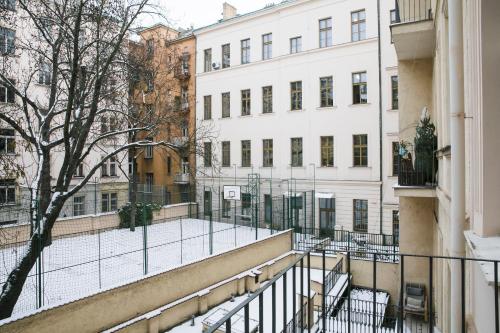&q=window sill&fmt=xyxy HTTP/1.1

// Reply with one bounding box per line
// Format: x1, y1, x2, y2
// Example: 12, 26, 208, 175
259, 112, 275, 116
287, 165, 306, 169
349, 166, 372, 169
386, 108, 399, 112
239, 166, 253, 169
316, 106, 337, 111
348, 103, 370, 107
218, 117, 232, 120
287, 109, 305, 113
101, 175, 120, 178
238, 114, 252, 118
35, 83, 51, 88
317, 165, 337, 169
202, 118, 214, 121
